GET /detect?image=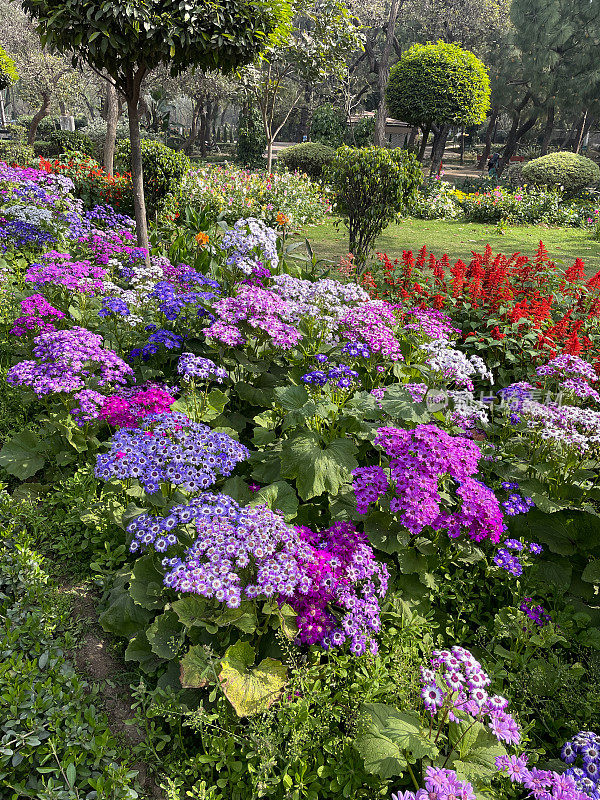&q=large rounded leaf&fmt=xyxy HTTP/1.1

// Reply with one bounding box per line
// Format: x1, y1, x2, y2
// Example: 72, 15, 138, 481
218, 641, 287, 716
